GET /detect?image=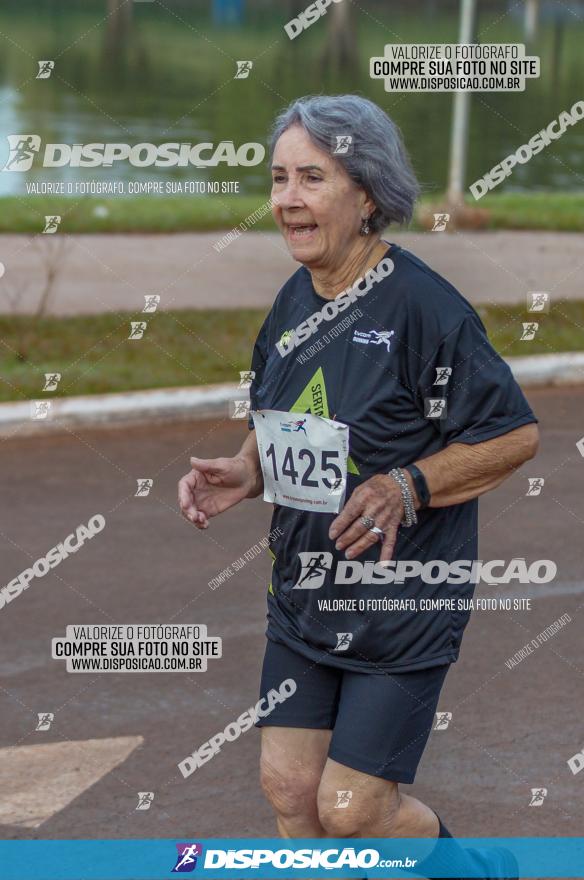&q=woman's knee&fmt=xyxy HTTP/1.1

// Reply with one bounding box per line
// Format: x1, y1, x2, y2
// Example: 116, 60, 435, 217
317, 775, 400, 837
260, 754, 320, 820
